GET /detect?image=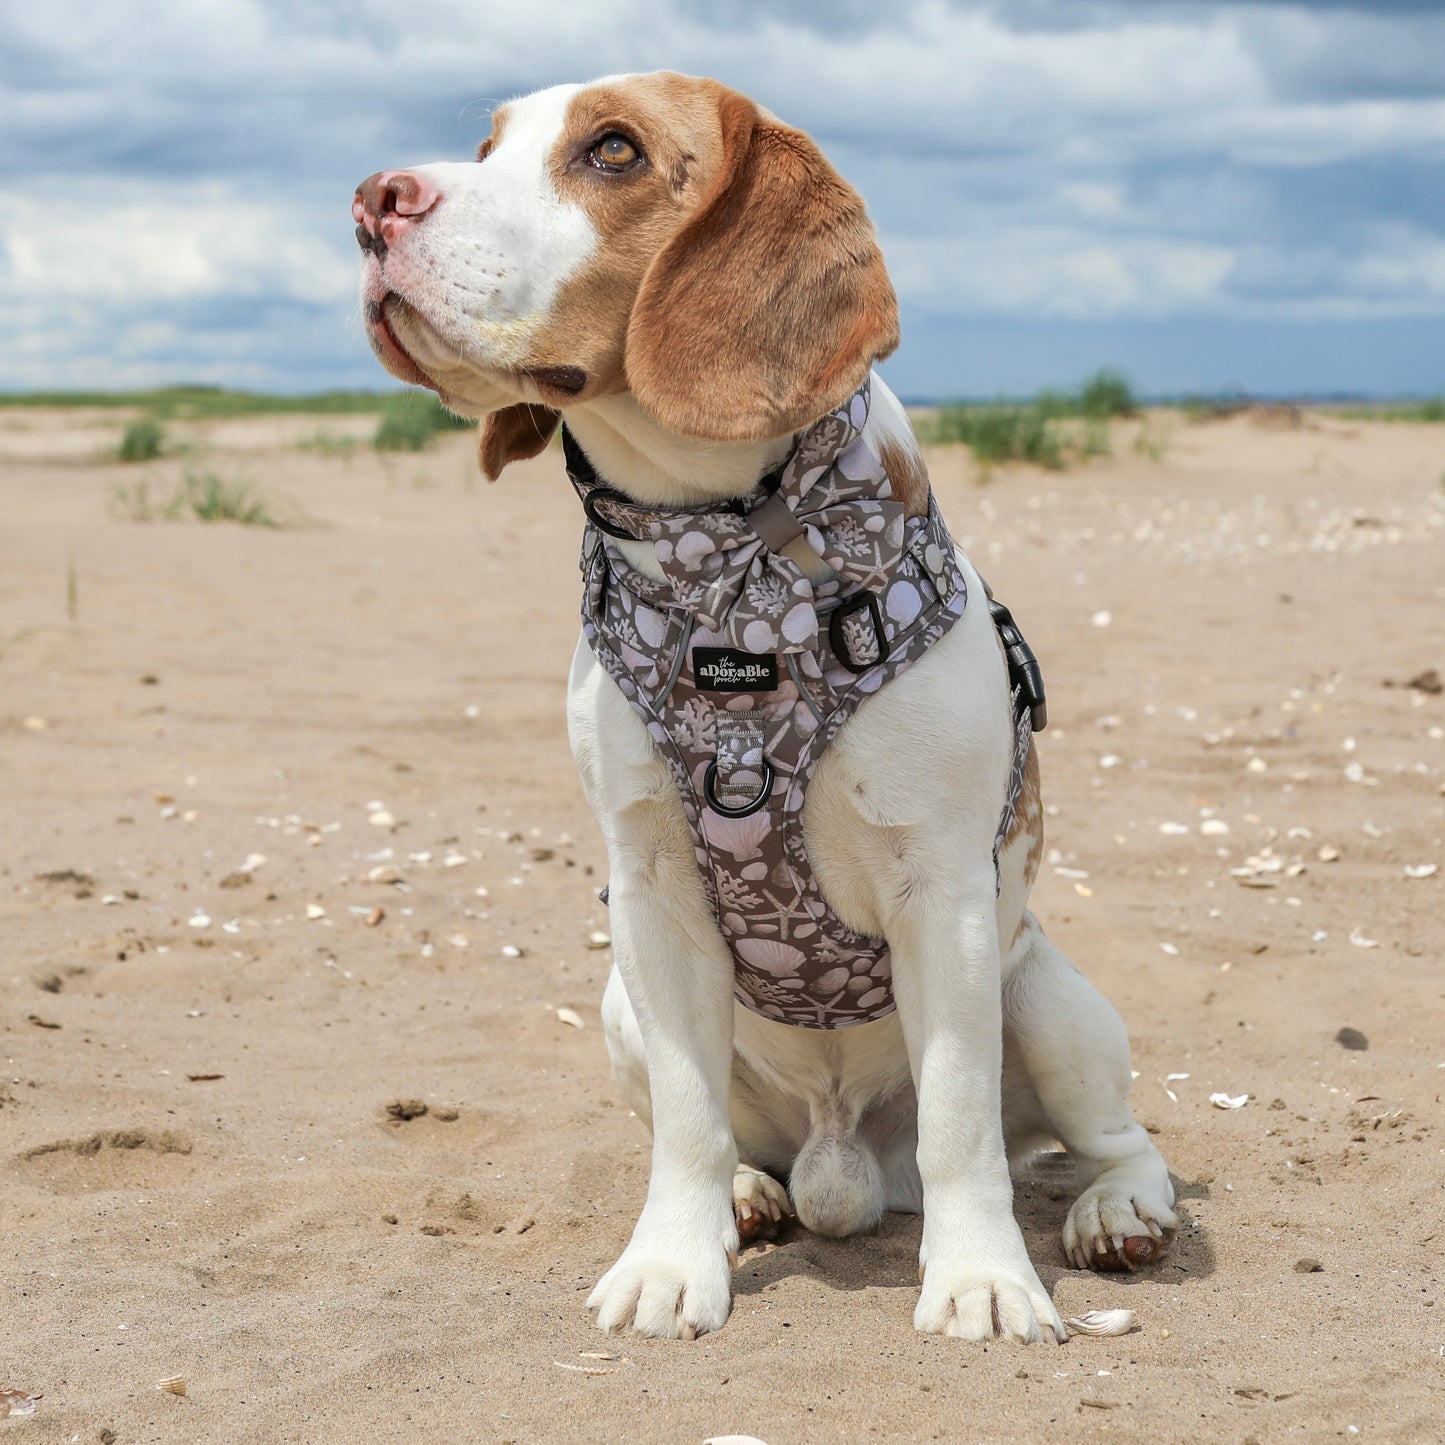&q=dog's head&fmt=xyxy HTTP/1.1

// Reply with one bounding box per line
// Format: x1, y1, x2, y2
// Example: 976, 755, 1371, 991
354, 72, 898, 478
